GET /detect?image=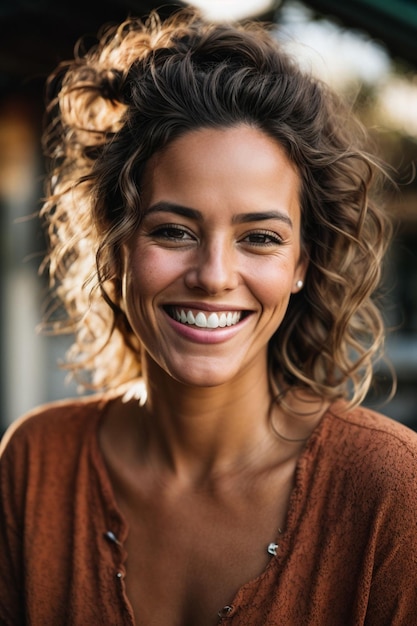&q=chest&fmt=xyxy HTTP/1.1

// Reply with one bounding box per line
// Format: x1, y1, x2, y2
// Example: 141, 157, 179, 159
117, 476, 293, 626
